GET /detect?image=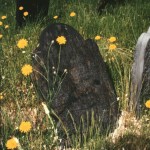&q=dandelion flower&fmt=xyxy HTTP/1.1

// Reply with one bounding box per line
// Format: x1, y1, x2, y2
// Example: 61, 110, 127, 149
6, 138, 18, 150
21, 64, 33, 76
56, 36, 67, 45
70, 12, 76, 17
95, 35, 101, 40
23, 11, 29, 16
0, 93, 4, 100
0, 21, 3, 26
1, 16, 7, 19
5, 25, 9, 29
109, 44, 117, 51
0, 34, 3, 39
108, 36, 116, 42
19, 121, 32, 133
17, 38, 28, 49
145, 100, 150, 108
53, 15, 58, 19
19, 6, 24, 10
